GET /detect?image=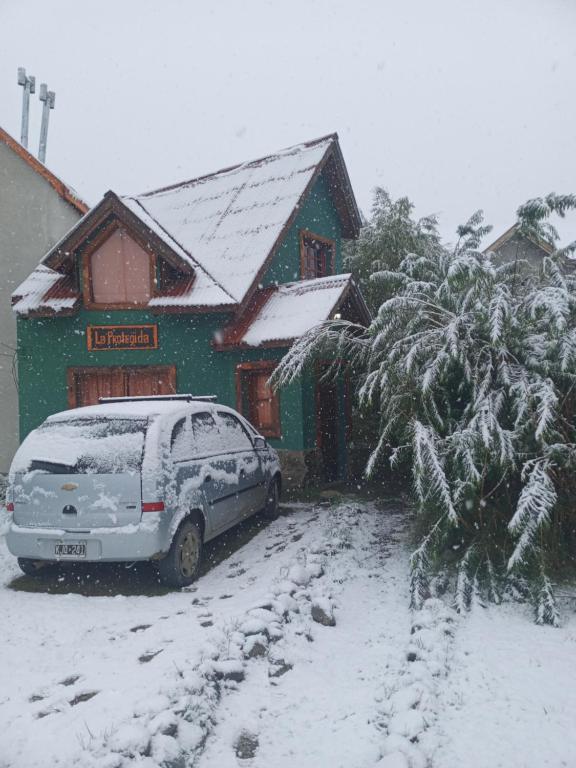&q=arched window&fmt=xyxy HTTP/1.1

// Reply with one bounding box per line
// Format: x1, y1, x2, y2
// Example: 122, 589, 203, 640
87, 228, 153, 306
